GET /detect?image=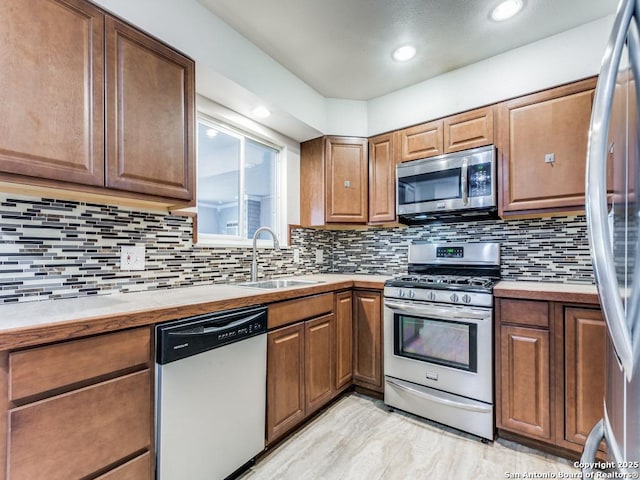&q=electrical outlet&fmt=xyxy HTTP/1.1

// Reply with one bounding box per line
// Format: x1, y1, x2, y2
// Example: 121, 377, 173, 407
315, 249, 323, 264
293, 249, 300, 263
120, 246, 145, 271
